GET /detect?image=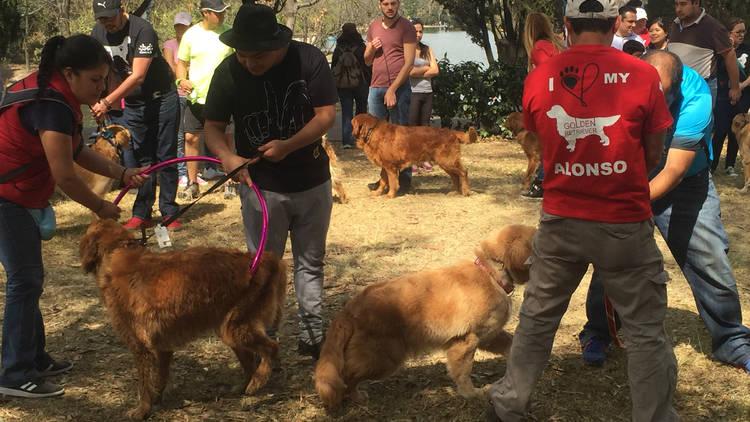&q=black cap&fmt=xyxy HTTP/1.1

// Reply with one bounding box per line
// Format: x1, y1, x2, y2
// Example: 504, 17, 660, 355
200, 0, 229, 13
93, 0, 121, 19
219, 3, 292, 51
